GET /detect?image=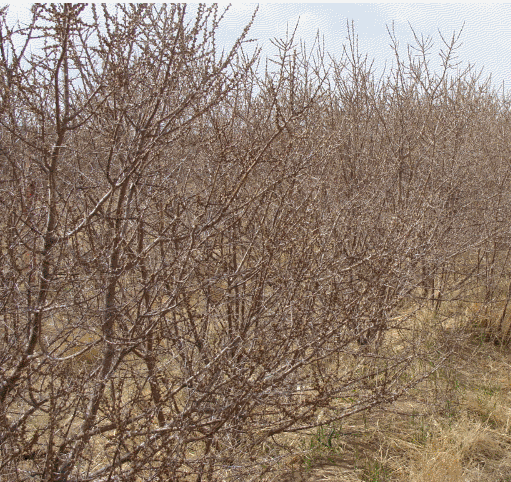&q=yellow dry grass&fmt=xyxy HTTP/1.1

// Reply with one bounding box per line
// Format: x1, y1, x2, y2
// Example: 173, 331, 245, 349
277, 303, 511, 482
